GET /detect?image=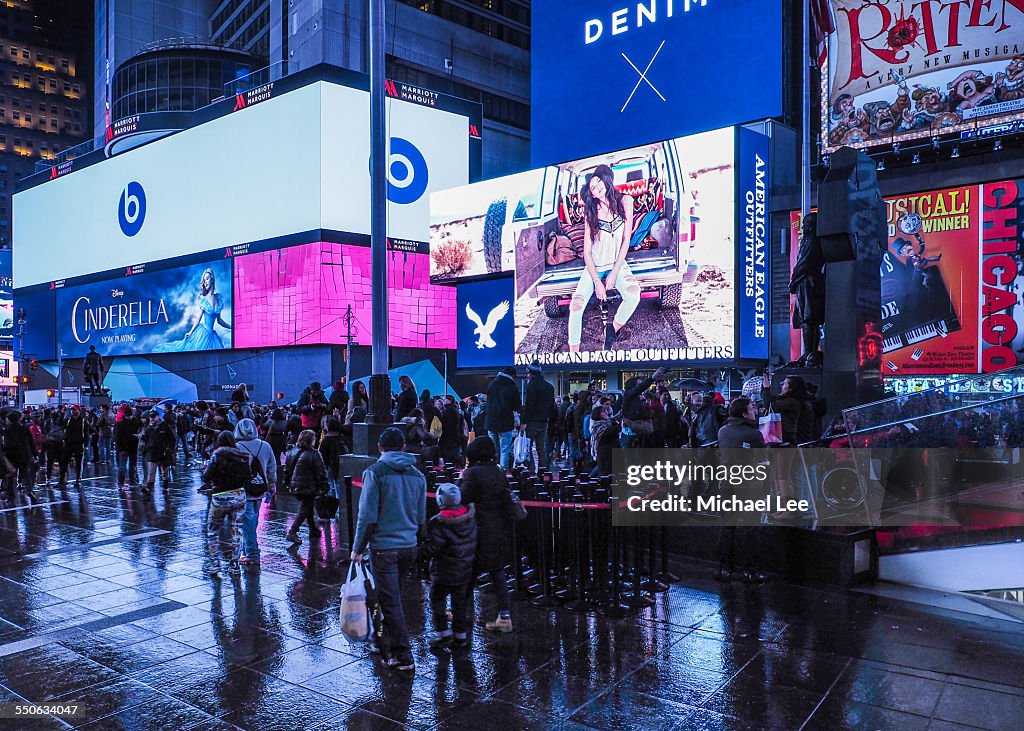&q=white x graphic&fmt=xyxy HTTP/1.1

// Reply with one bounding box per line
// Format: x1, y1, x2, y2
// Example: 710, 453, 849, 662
620, 40, 667, 113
